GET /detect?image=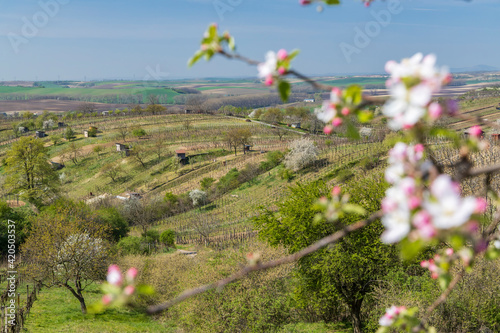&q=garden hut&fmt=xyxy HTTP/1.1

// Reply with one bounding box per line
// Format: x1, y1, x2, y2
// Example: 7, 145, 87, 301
175, 150, 189, 165
35, 130, 46, 138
